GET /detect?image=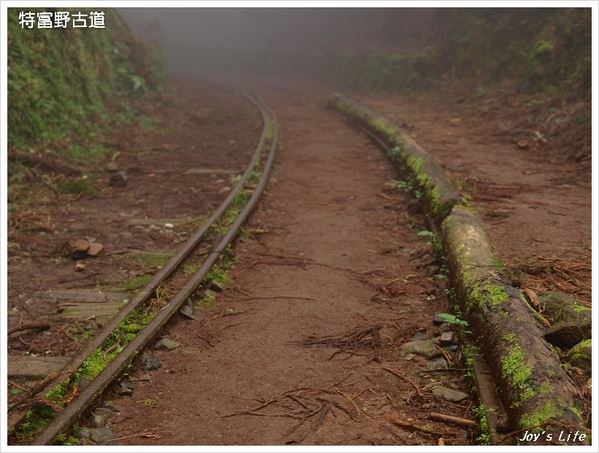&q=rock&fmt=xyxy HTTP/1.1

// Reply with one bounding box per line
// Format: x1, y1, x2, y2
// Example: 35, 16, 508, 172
154, 337, 180, 351
565, 339, 591, 372
539, 291, 591, 325
438, 323, 453, 333
443, 344, 459, 352
105, 162, 119, 173
102, 401, 118, 412
432, 385, 469, 403
78, 427, 91, 440
516, 140, 530, 149
411, 330, 428, 341
69, 238, 90, 259
87, 242, 104, 257
439, 331, 456, 346
544, 322, 590, 349
89, 427, 116, 445
427, 357, 448, 371
91, 411, 109, 428
400, 340, 440, 359
109, 171, 127, 187
209, 279, 226, 292
75, 261, 86, 272
116, 380, 134, 396
179, 300, 196, 319
141, 352, 161, 371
